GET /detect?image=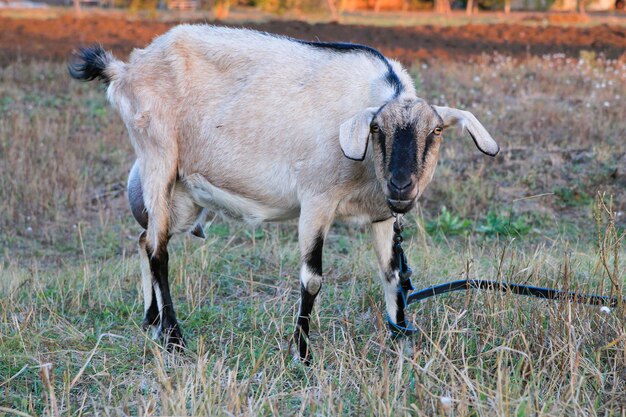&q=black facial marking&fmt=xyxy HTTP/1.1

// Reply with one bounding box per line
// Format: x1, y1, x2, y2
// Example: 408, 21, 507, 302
305, 232, 324, 277
422, 132, 435, 164
299, 41, 403, 97
389, 124, 418, 182
375, 130, 386, 162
